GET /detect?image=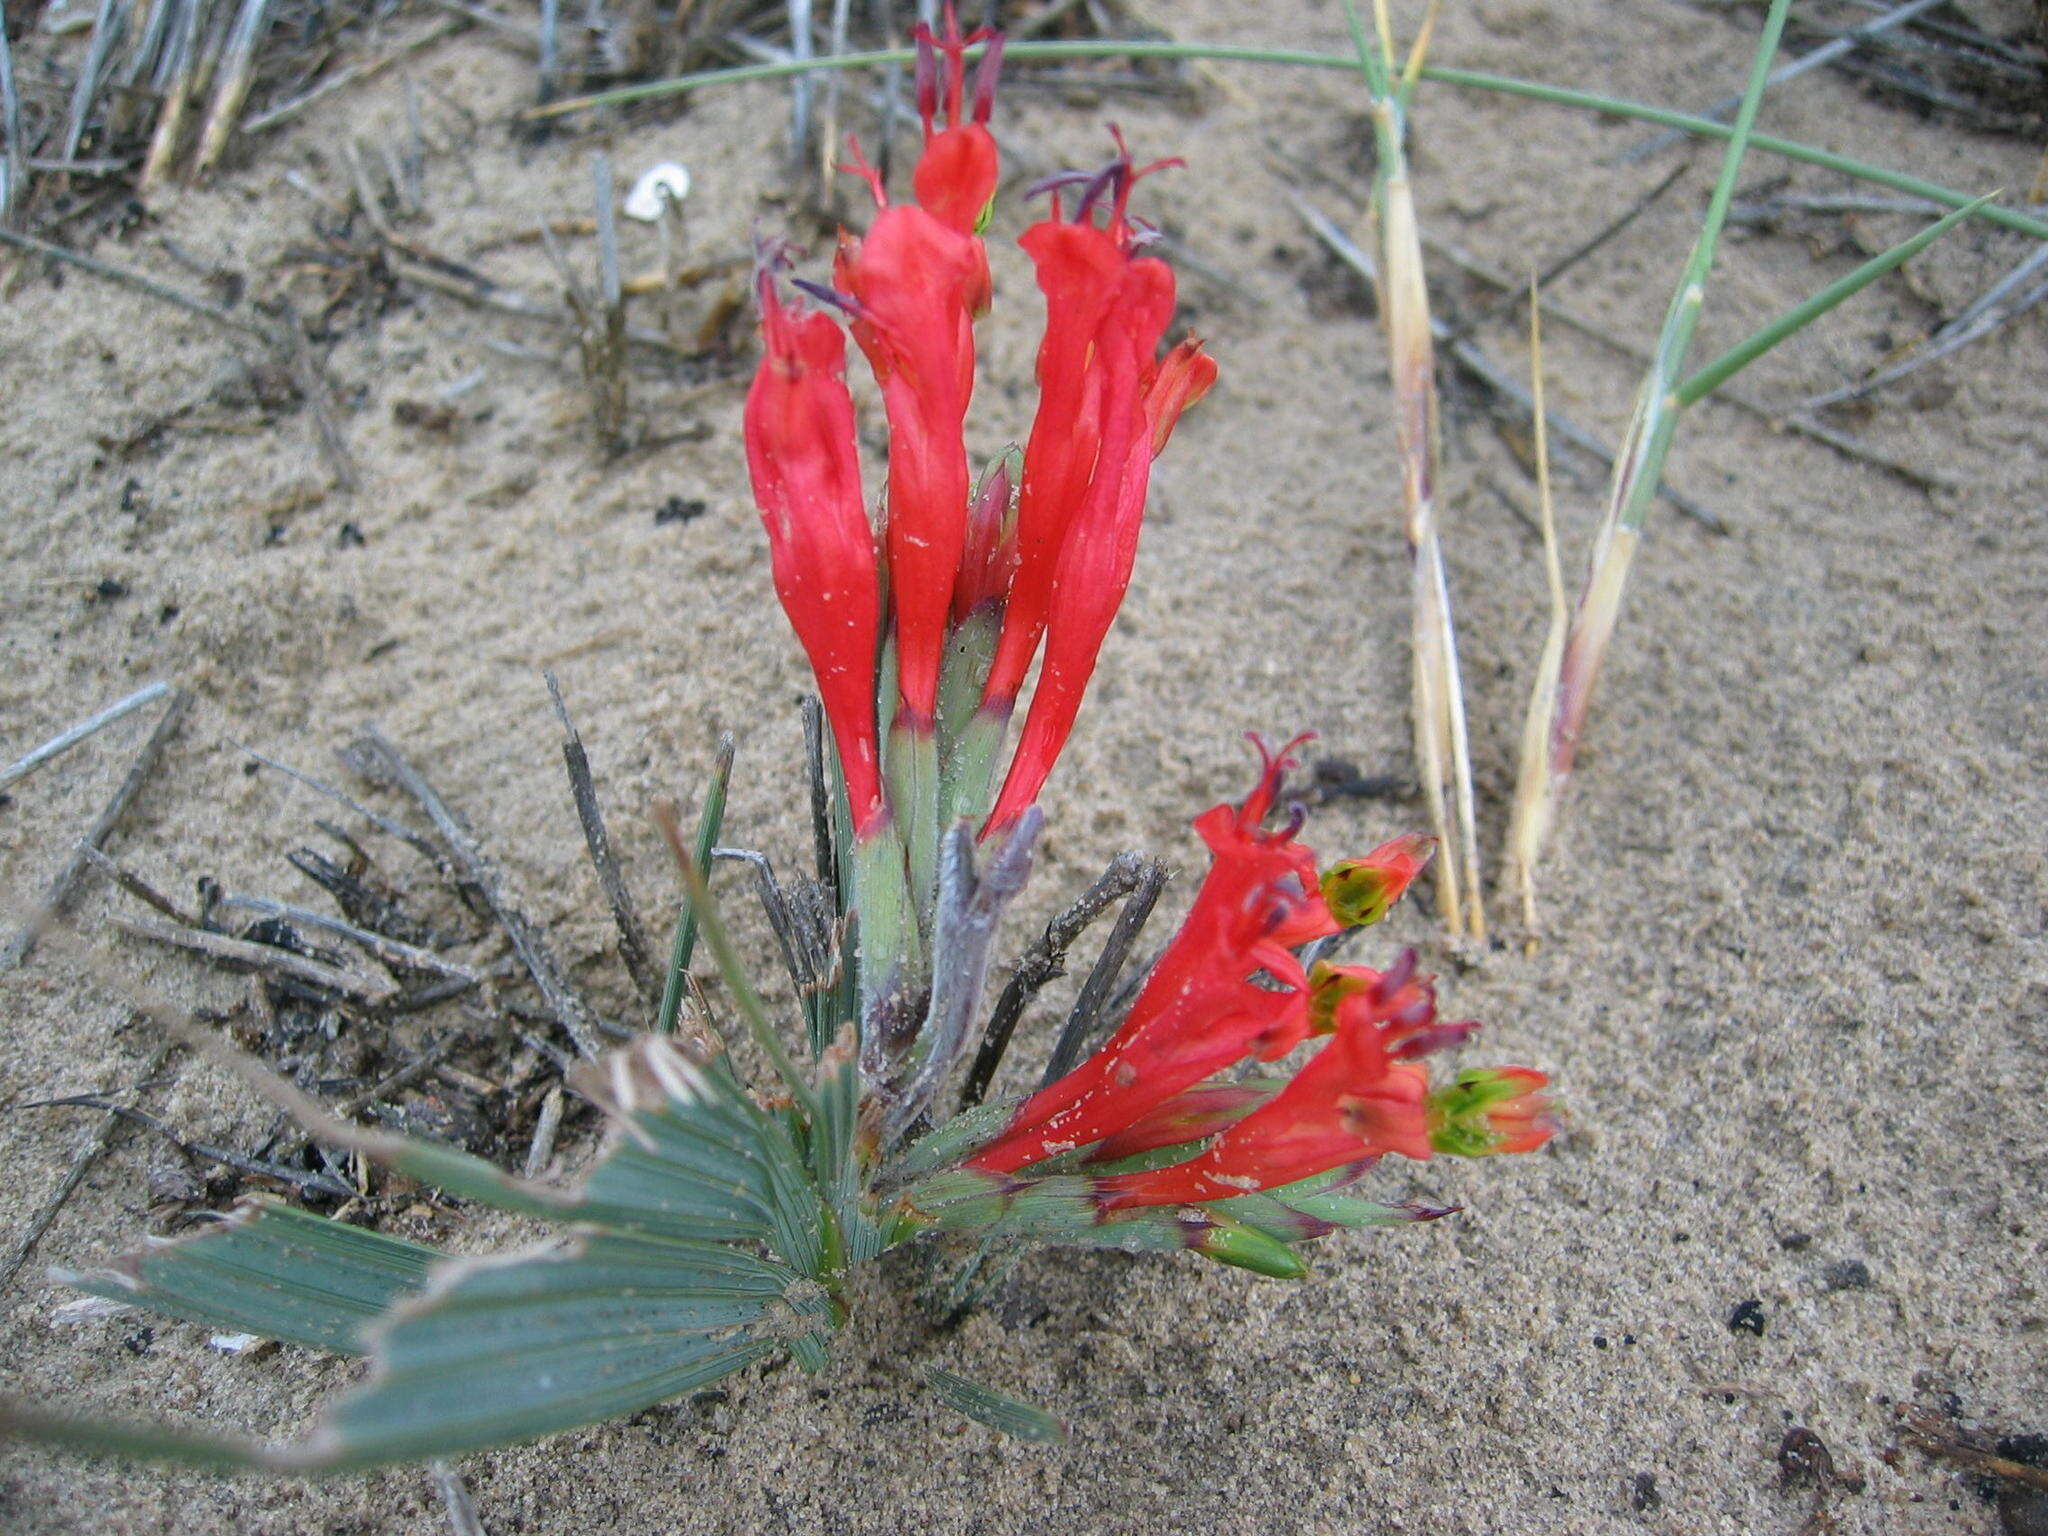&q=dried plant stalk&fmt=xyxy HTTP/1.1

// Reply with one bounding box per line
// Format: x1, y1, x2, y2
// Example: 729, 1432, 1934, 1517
192, 0, 271, 178
1503, 287, 1564, 938
1501, 0, 1795, 922
1351, 0, 1483, 940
